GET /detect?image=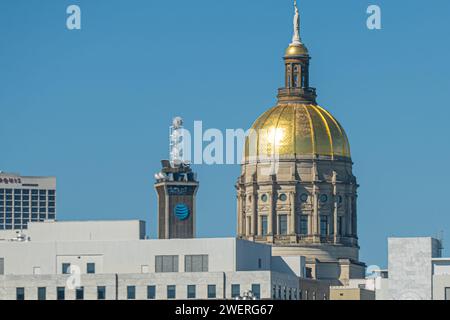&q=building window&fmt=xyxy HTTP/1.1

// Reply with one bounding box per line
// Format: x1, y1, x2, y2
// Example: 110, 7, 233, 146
155, 255, 178, 273
251, 284, 261, 299
127, 286, 136, 300
445, 287, 450, 301
97, 286, 106, 300
279, 215, 288, 235
57, 287, 65, 300
147, 286, 156, 299
278, 286, 281, 299
258, 258, 262, 269
231, 284, 240, 298
299, 215, 308, 235
288, 288, 292, 300
337, 216, 344, 235
87, 263, 95, 274
62, 263, 70, 274
187, 285, 196, 299
207, 285, 216, 299
16, 287, 25, 300
320, 216, 329, 235
185, 255, 208, 272
37, 287, 46, 300
0, 257, 4, 275
167, 285, 176, 299
76, 287, 84, 300
261, 216, 268, 236
272, 286, 276, 299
